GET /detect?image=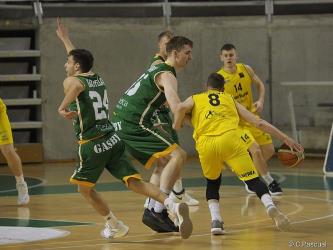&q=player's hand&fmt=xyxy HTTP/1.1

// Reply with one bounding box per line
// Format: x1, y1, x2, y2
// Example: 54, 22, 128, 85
58, 108, 77, 120
253, 101, 263, 113
56, 17, 69, 41
283, 137, 304, 153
